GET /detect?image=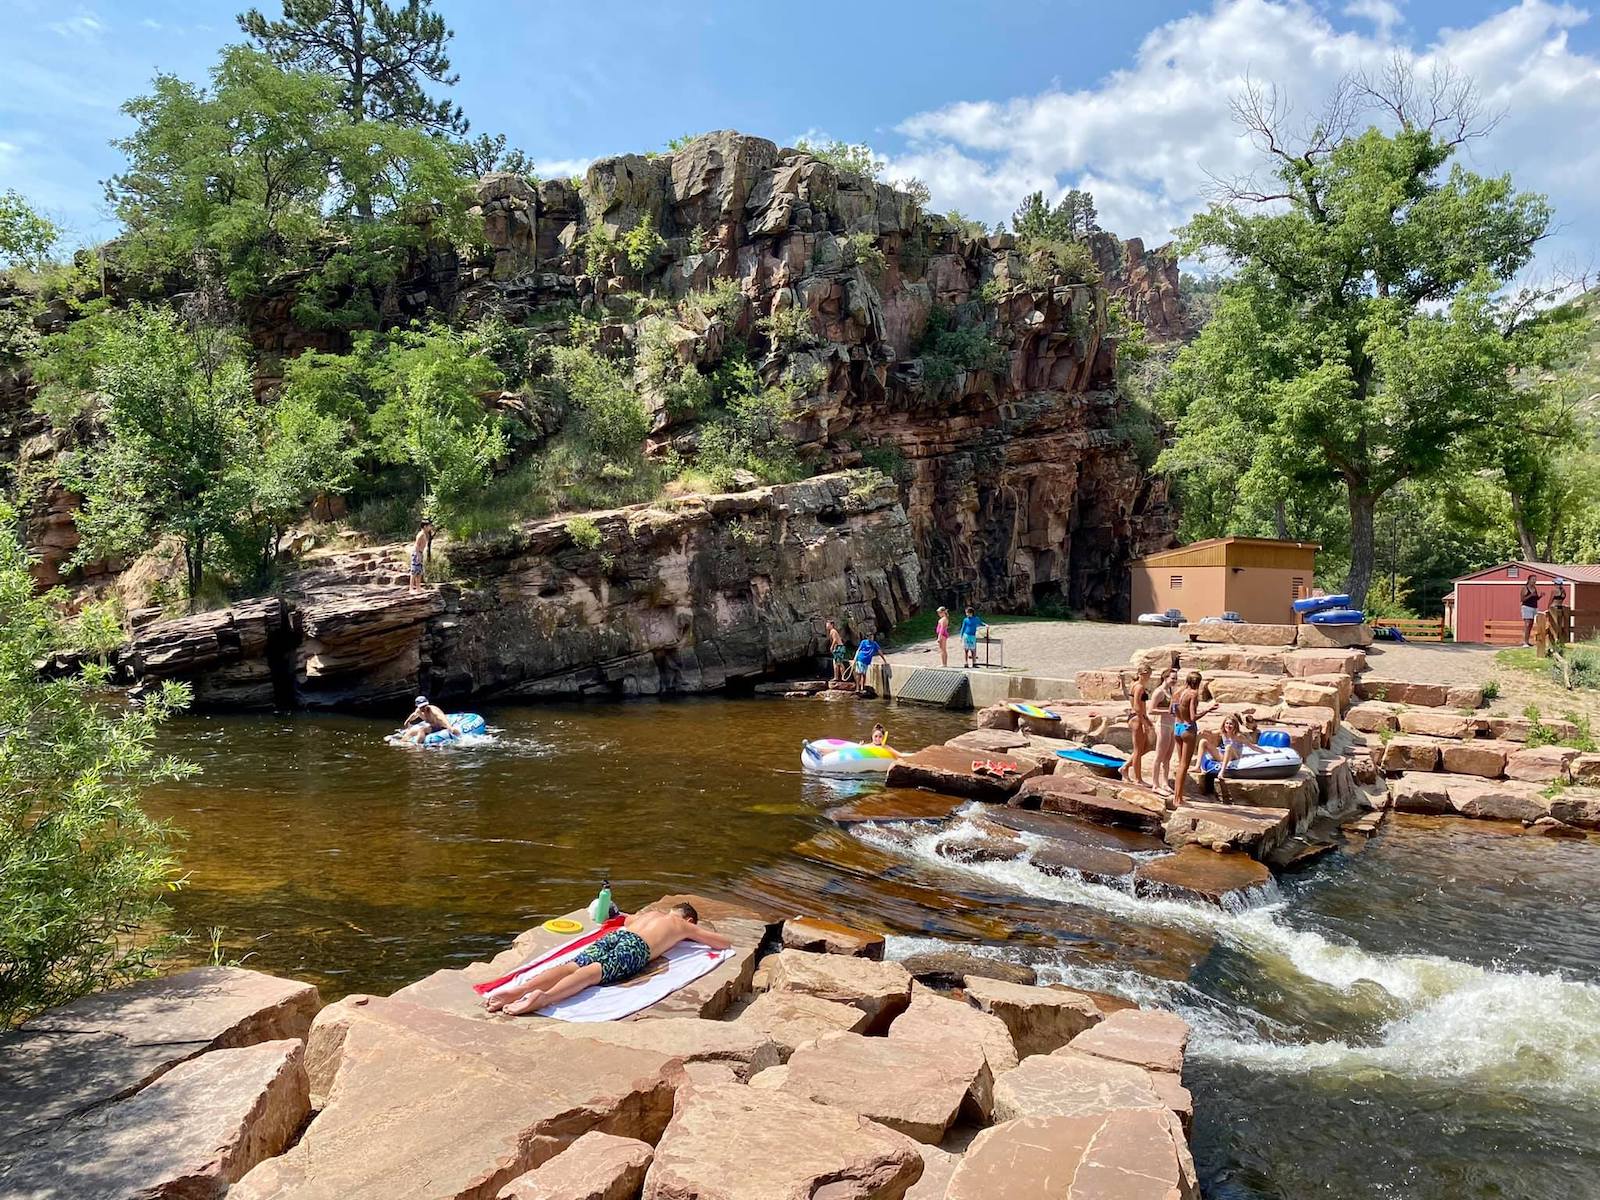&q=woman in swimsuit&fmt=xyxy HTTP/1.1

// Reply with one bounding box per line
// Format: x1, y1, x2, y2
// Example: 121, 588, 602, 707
1150, 667, 1179, 795
1202, 714, 1264, 782
1172, 671, 1217, 808
1120, 663, 1155, 786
